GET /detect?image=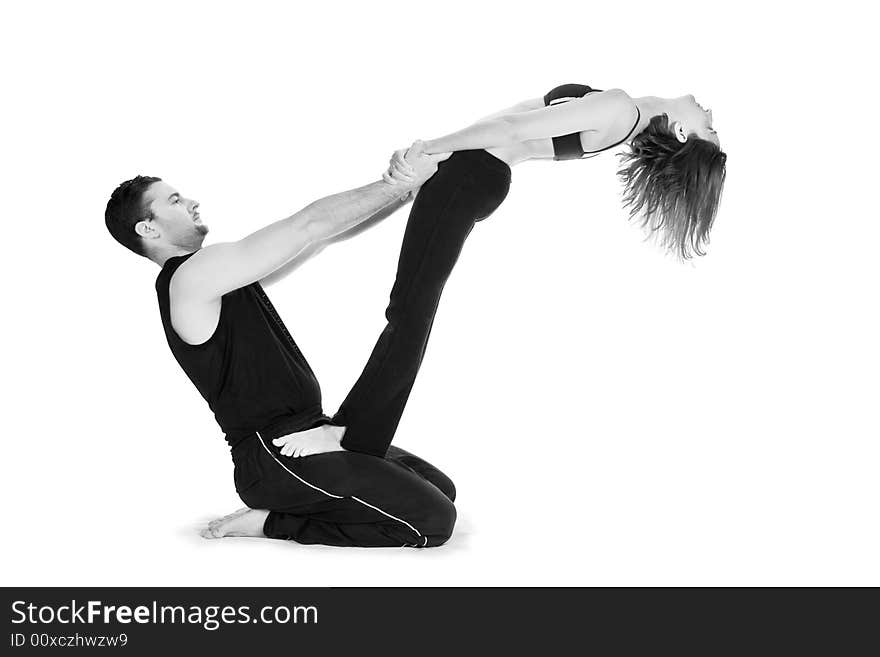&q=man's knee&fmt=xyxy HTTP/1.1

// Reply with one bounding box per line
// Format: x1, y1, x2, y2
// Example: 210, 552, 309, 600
424, 496, 457, 546
432, 472, 456, 503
